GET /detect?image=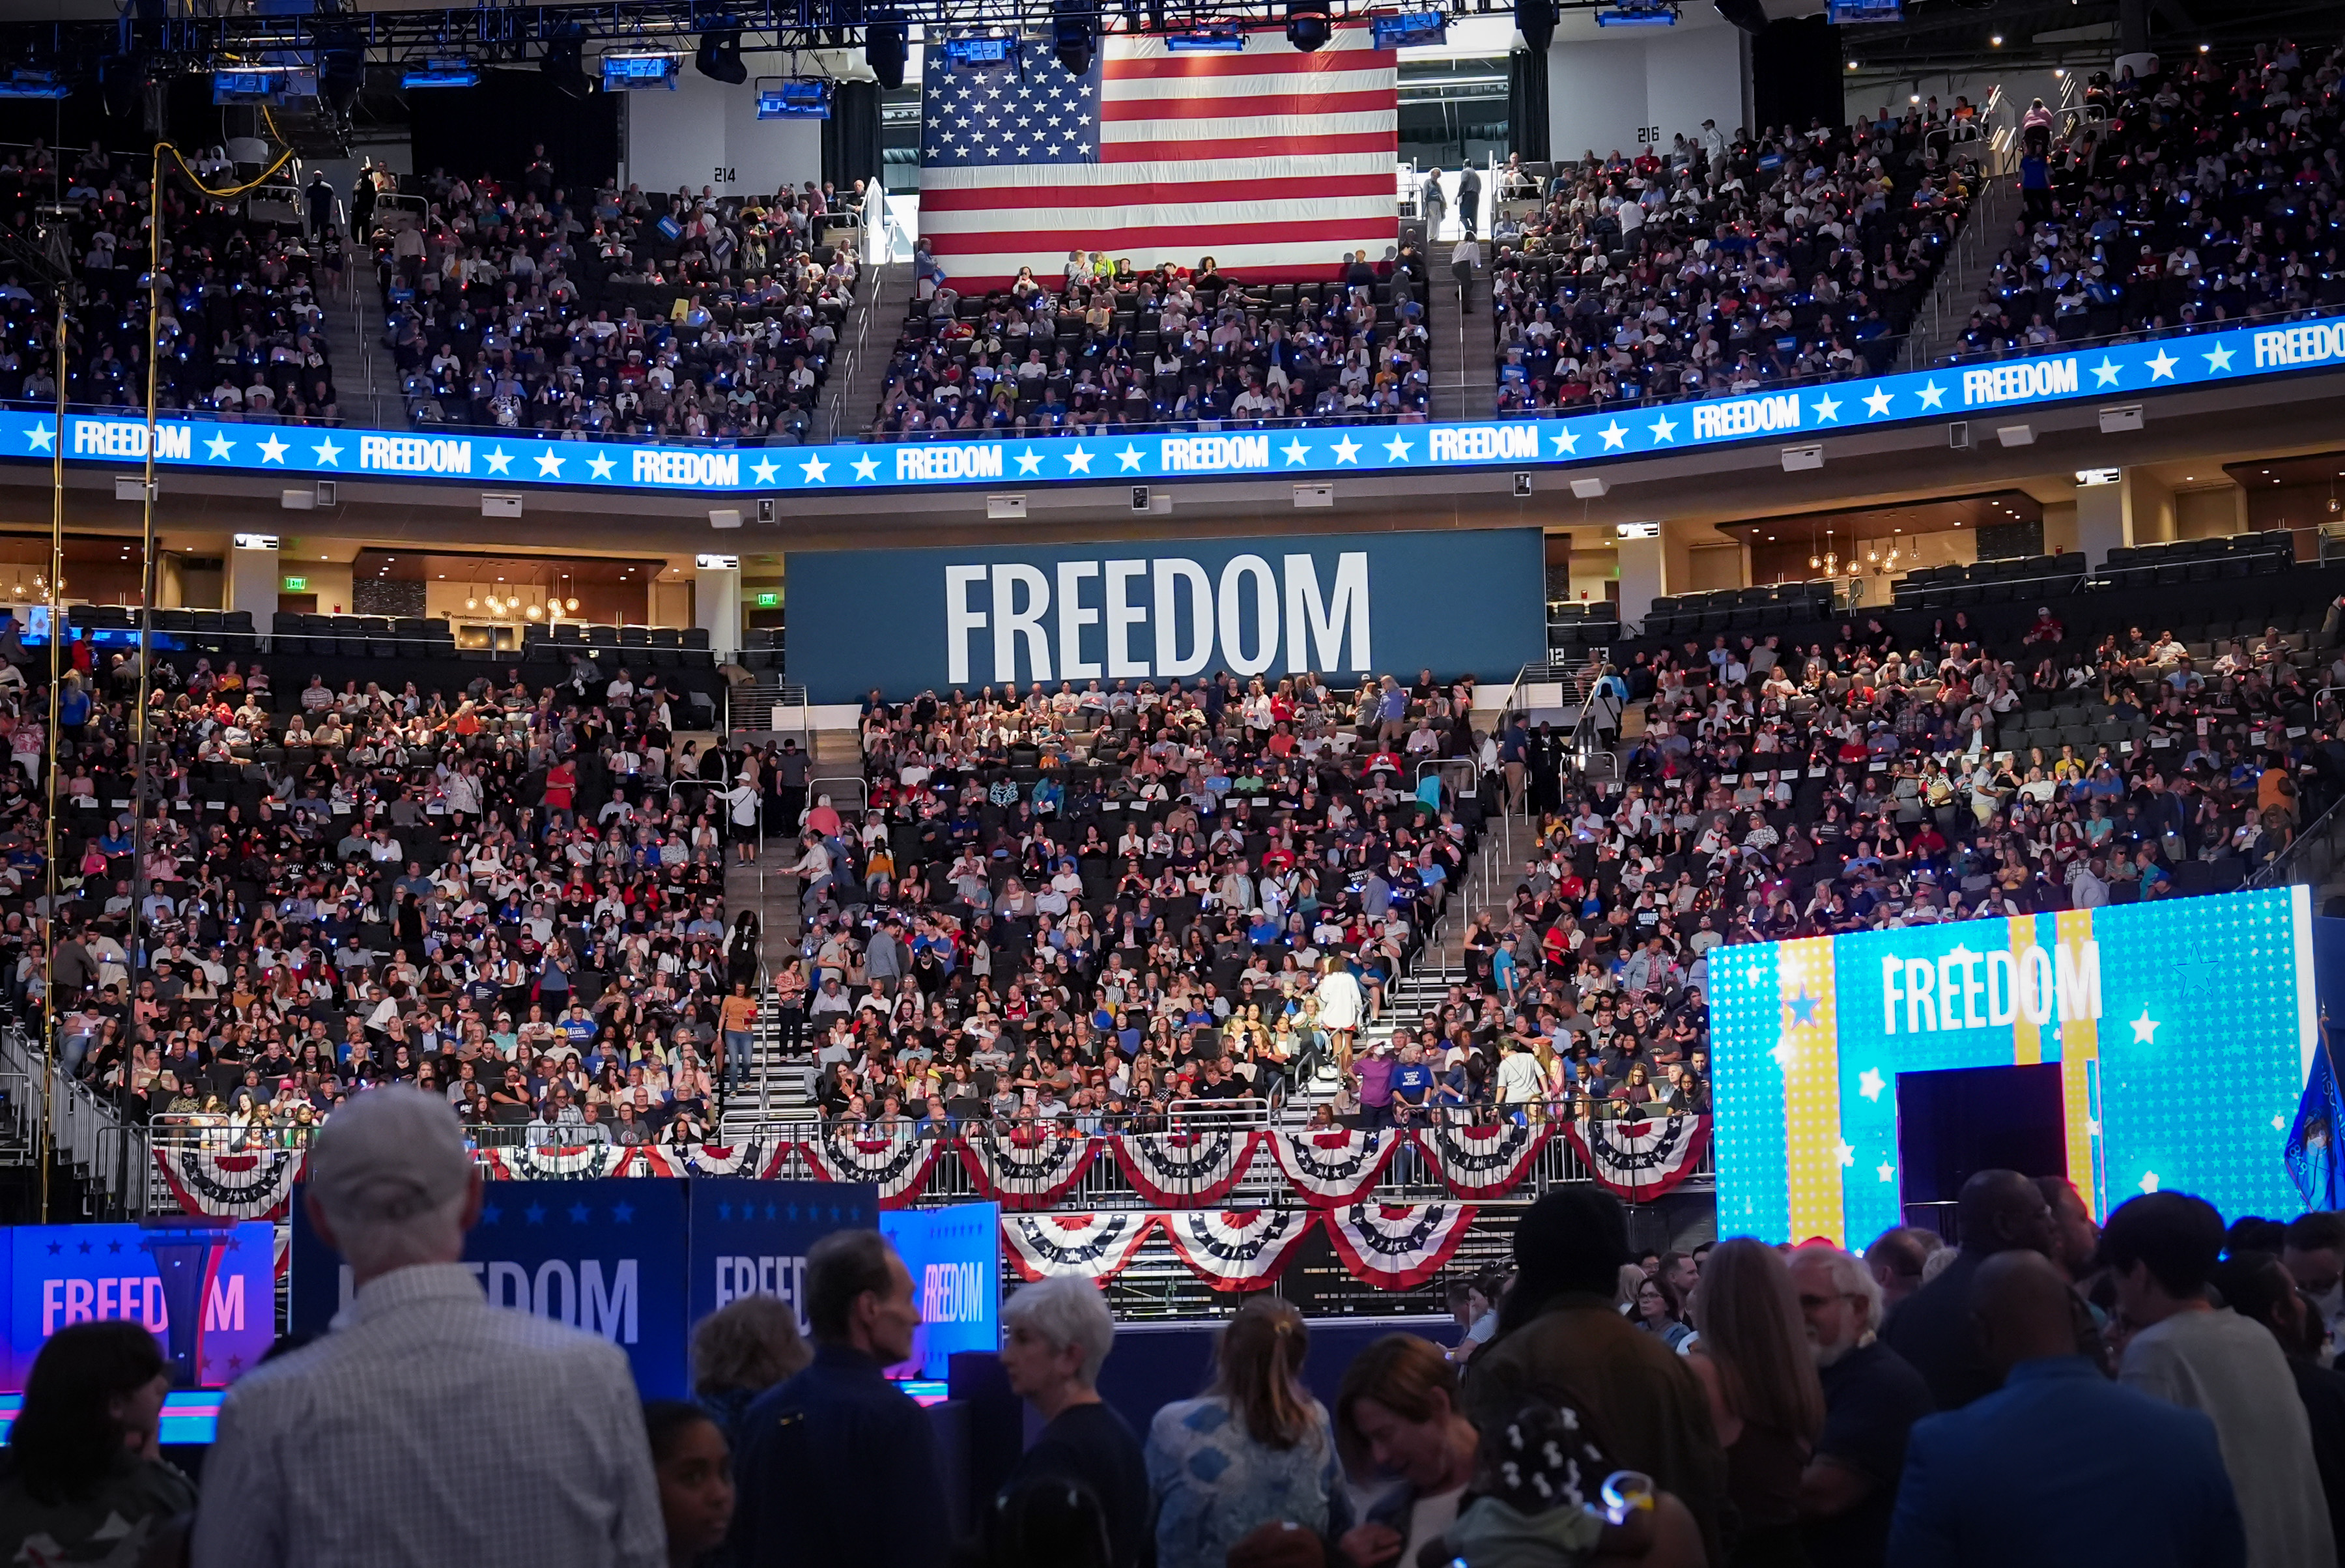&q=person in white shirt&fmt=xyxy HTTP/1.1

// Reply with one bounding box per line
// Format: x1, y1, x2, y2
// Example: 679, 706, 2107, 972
2107, 1190, 2335, 1568
192, 1087, 663, 1568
